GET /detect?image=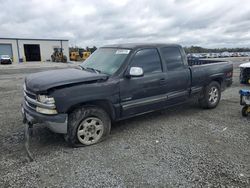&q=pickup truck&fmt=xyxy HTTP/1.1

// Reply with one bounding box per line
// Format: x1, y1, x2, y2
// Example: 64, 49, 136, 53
22, 43, 233, 146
